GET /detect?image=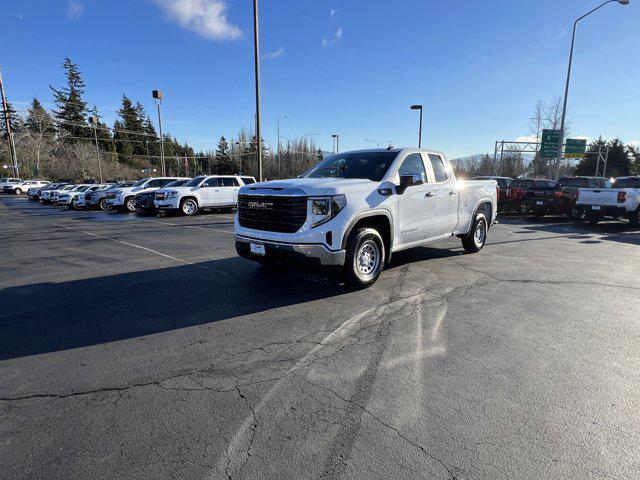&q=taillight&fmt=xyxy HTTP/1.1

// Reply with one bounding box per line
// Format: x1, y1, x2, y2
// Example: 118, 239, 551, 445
554, 190, 564, 198
617, 191, 626, 203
